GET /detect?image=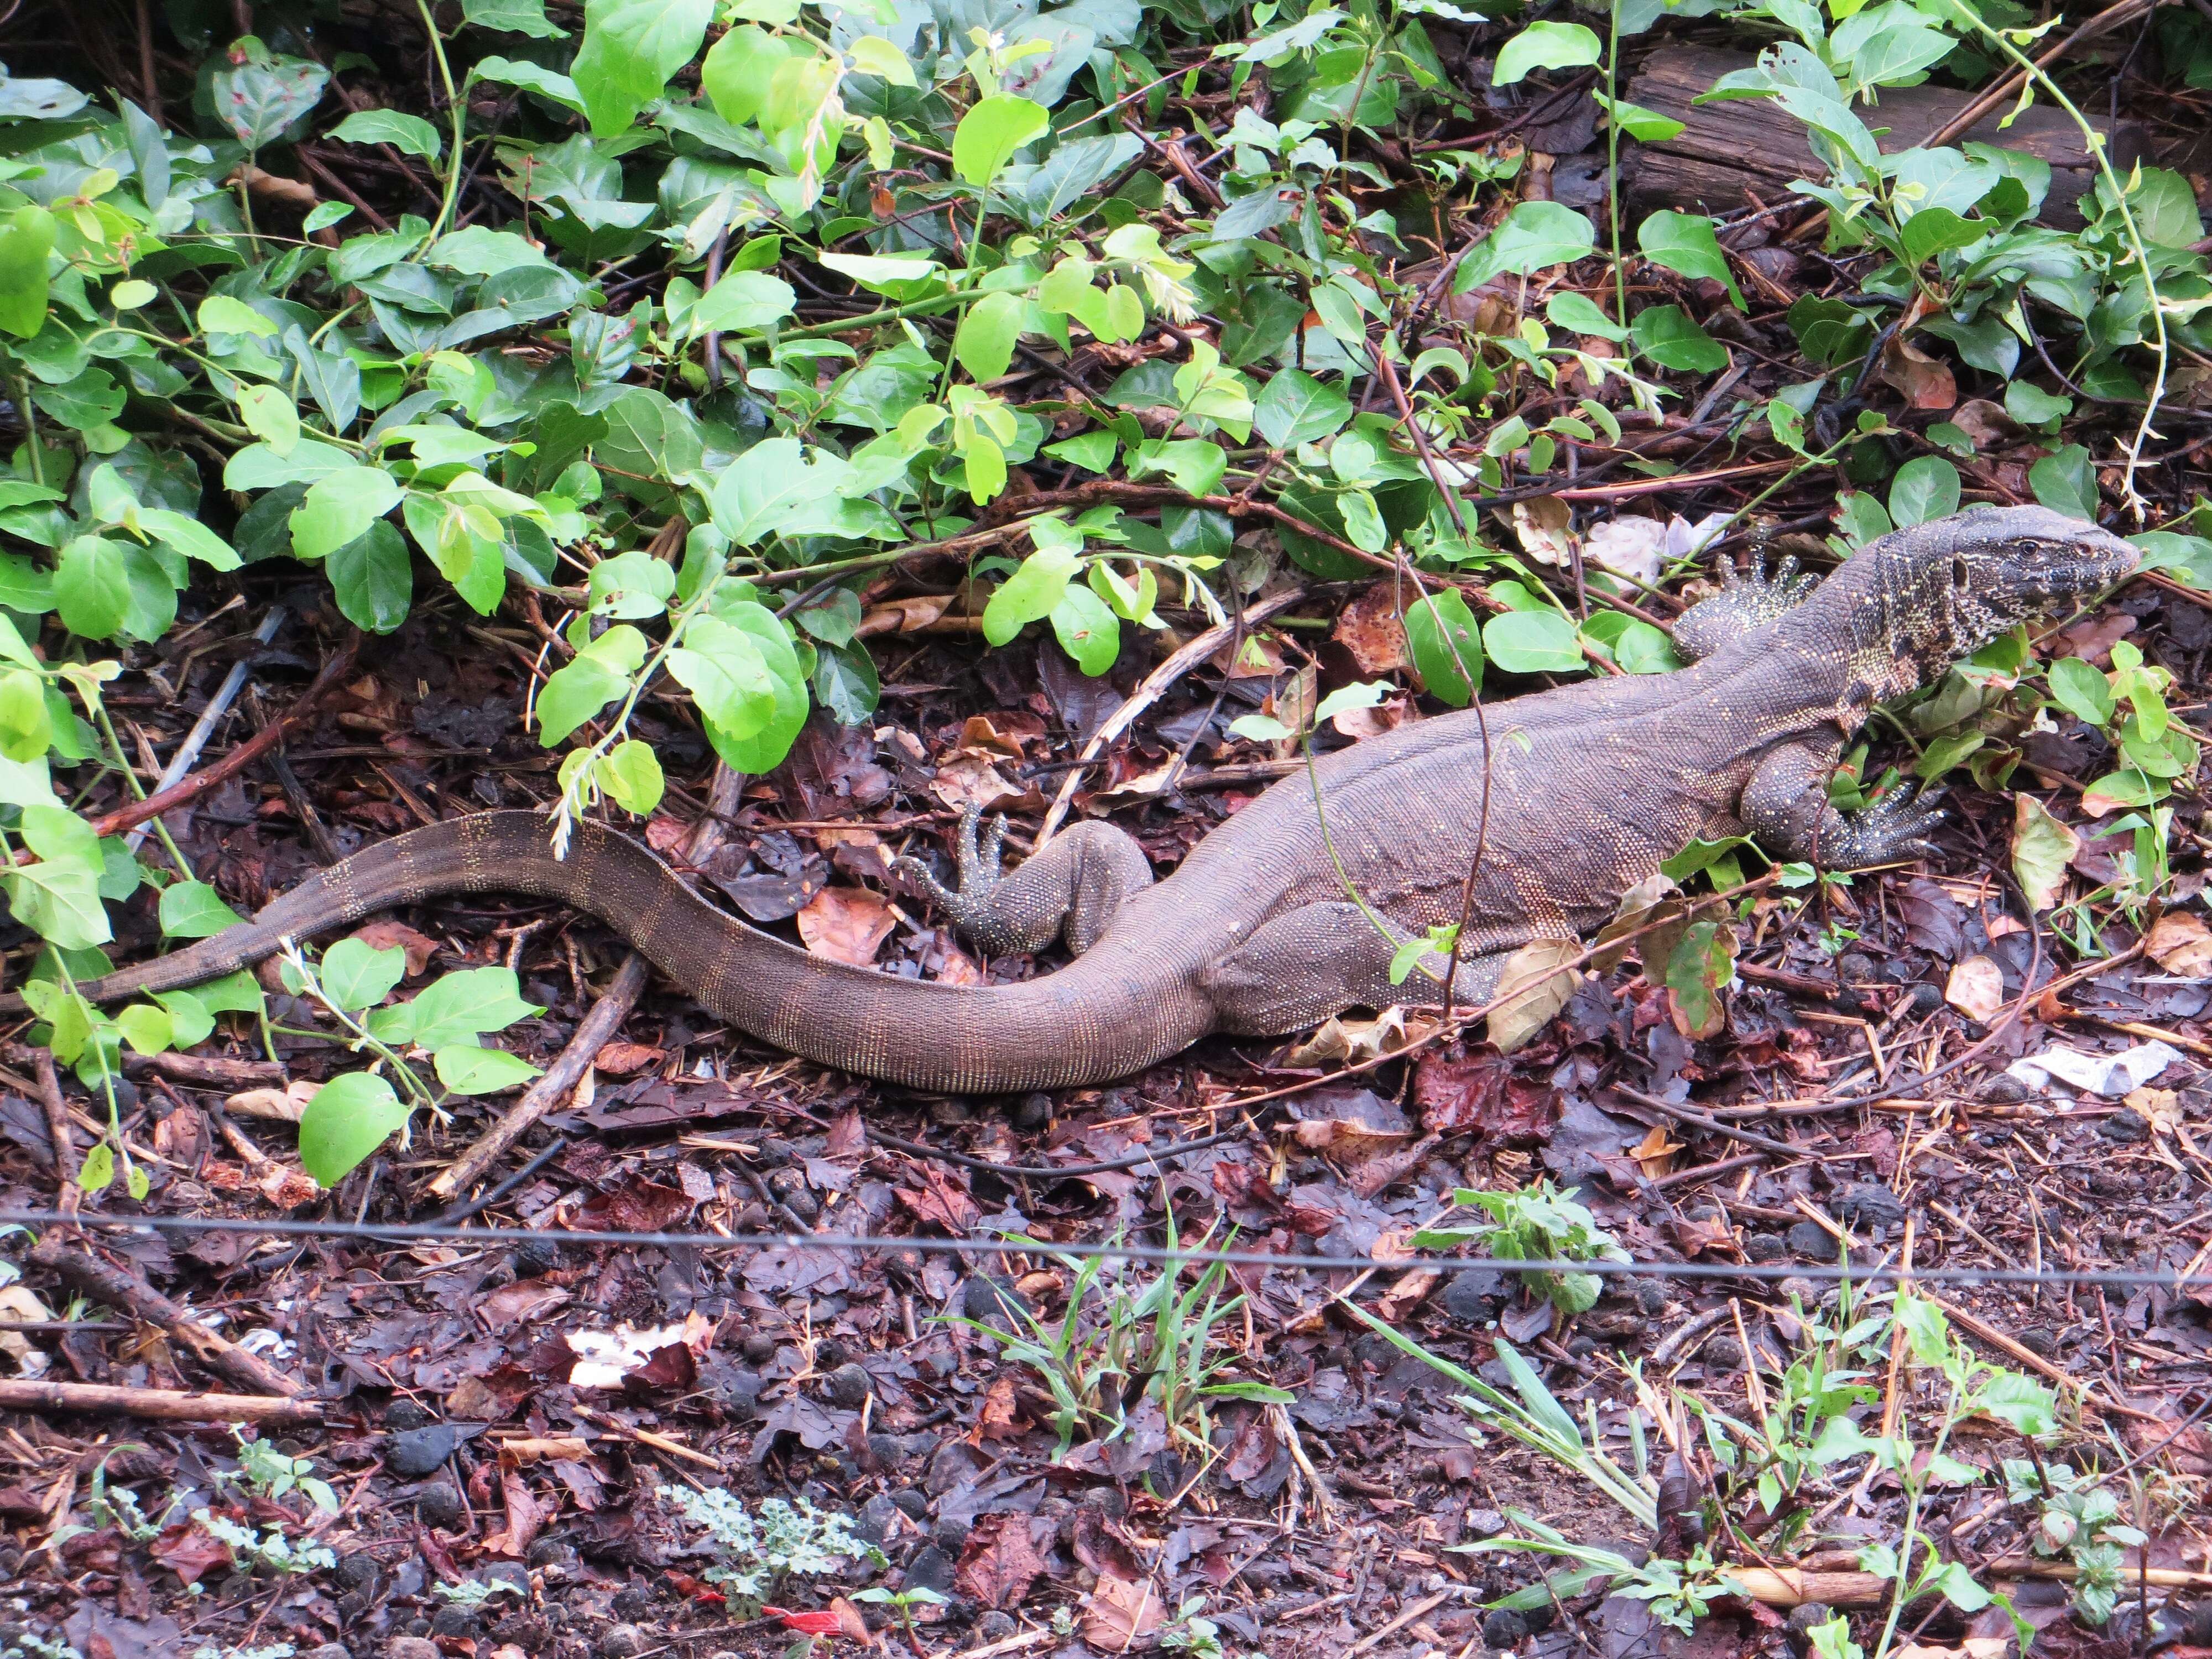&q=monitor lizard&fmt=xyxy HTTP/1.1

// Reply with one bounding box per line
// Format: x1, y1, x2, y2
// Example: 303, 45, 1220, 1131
5, 505, 2137, 1092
